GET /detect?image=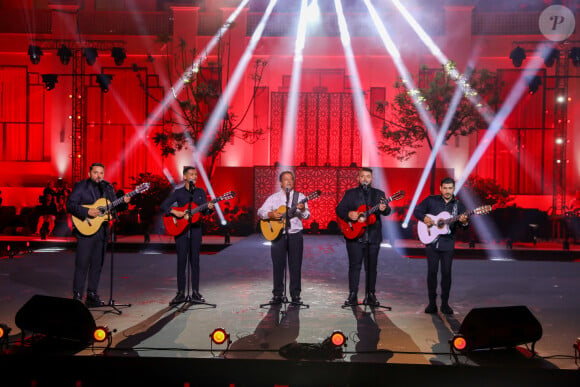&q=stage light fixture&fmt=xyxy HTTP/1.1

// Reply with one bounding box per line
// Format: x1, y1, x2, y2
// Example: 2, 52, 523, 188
509, 46, 526, 68
57, 45, 73, 65
28, 45, 43, 65
83, 47, 98, 65
210, 328, 230, 345
570, 47, 580, 67
450, 334, 468, 352
0, 323, 11, 348
41, 74, 58, 91
93, 326, 112, 344
543, 48, 559, 68
527, 75, 542, 95
556, 95, 566, 104
111, 47, 126, 66
96, 74, 113, 93
329, 331, 346, 347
